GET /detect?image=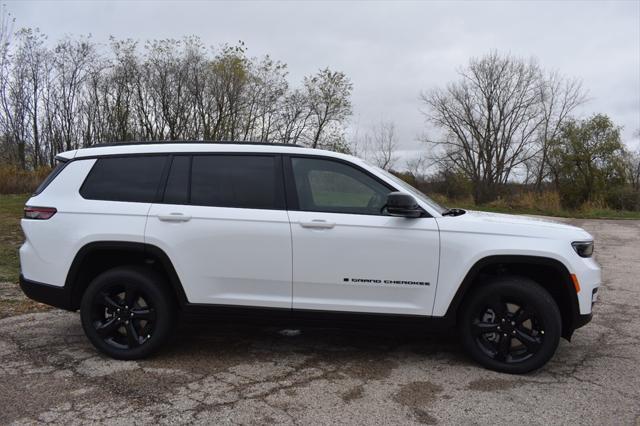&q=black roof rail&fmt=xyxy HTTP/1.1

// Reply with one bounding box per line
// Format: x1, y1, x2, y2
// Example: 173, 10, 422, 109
87, 140, 306, 149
